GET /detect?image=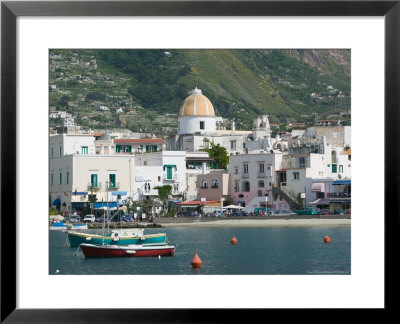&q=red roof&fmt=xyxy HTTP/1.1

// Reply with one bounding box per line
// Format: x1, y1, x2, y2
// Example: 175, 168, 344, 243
93, 133, 104, 137
114, 138, 164, 144
175, 200, 220, 206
